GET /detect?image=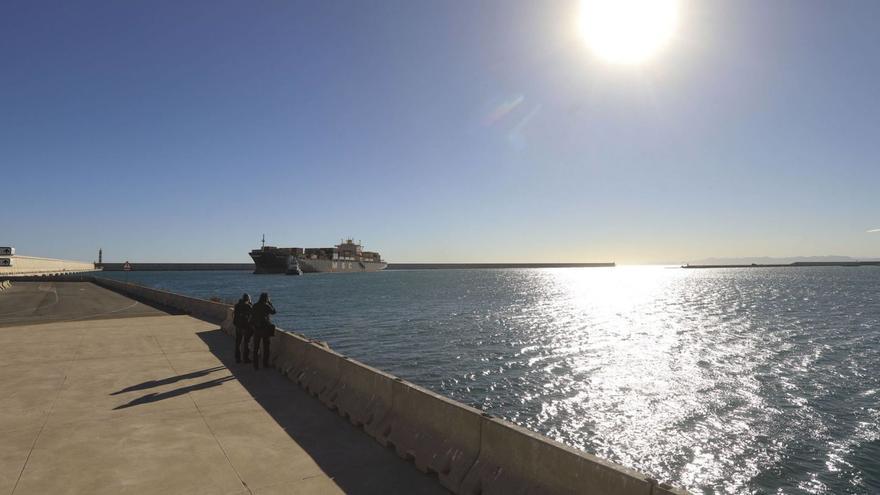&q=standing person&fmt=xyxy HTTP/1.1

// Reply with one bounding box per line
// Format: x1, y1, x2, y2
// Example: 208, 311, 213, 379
233, 293, 253, 363
251, 292, 276, 369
